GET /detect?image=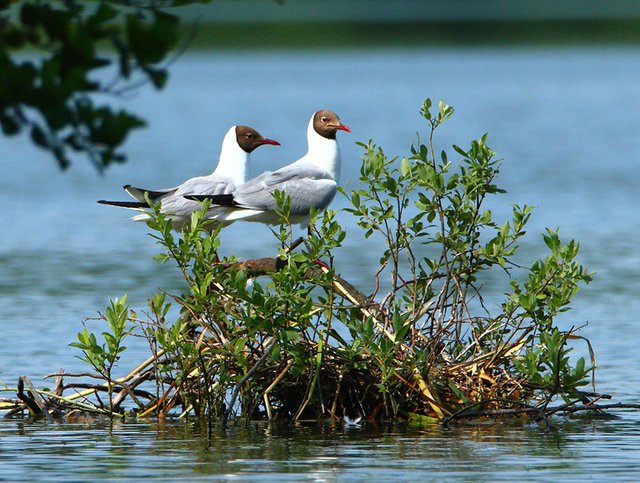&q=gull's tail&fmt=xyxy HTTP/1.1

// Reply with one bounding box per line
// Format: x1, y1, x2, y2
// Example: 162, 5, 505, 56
97, 199, 149, 209
97, 199, 154, 223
